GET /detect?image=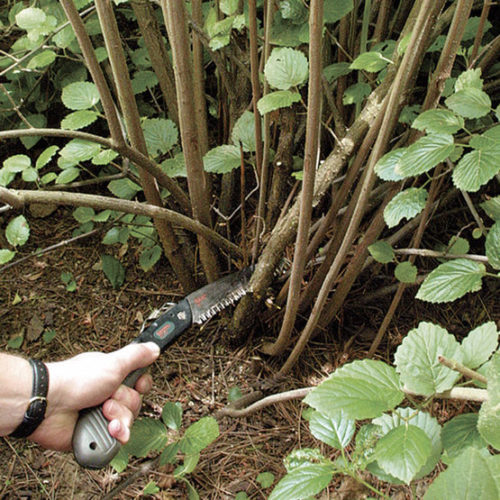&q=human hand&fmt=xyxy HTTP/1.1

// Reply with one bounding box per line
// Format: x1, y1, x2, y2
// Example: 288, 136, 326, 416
29, 342, 160, 451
